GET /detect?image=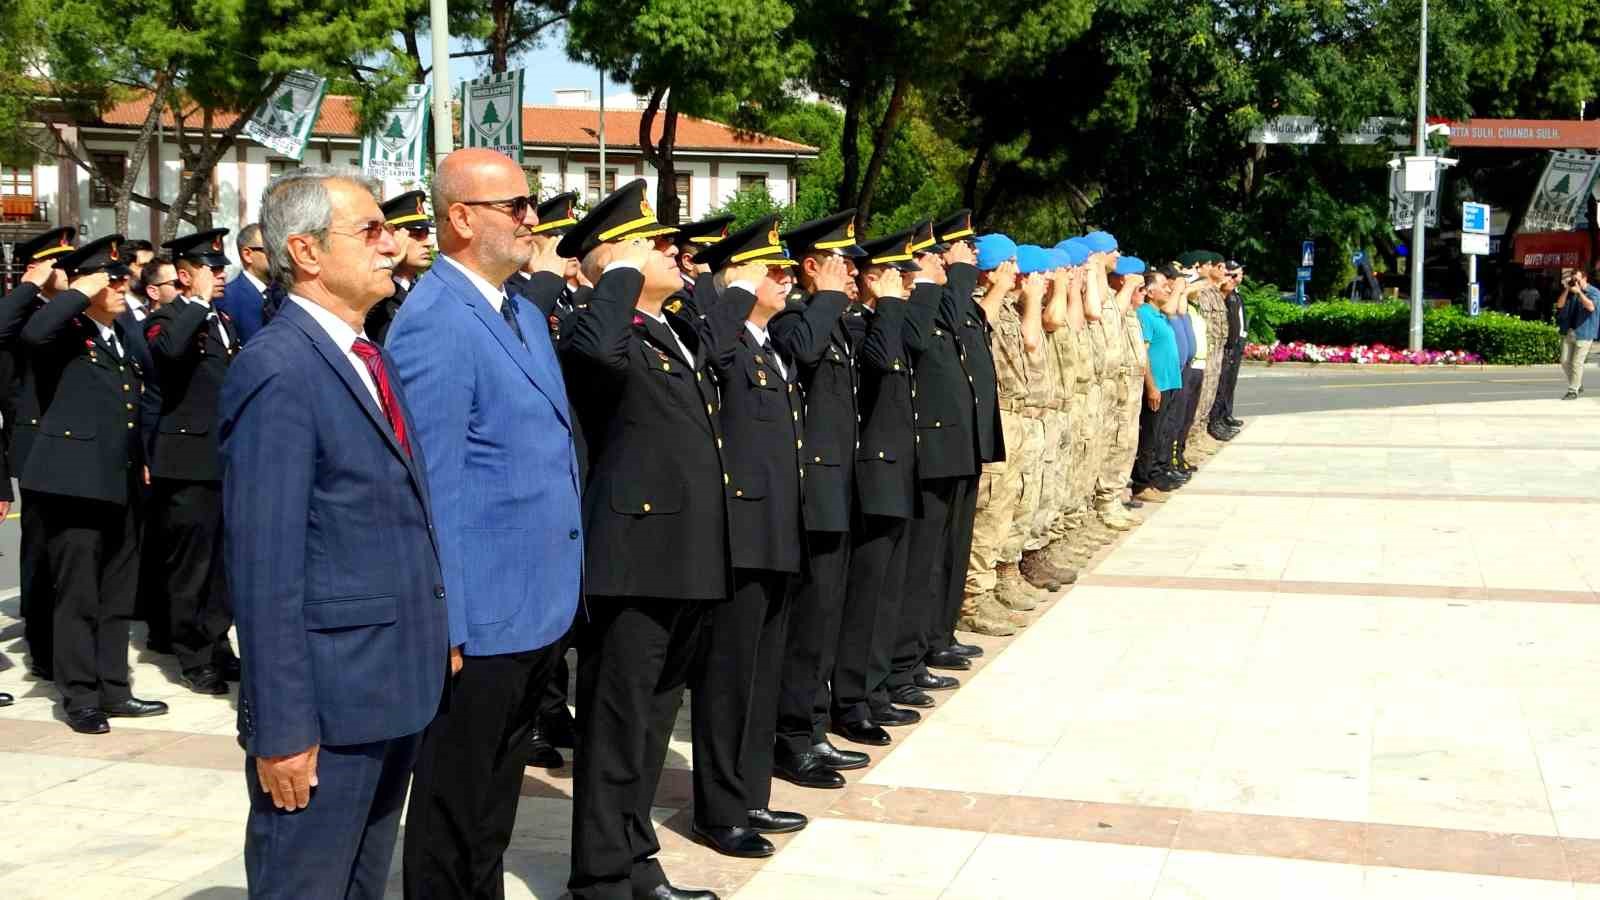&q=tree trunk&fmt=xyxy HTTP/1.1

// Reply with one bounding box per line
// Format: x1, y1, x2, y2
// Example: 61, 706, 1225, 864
837, 78, 867, 210
403, 13, 426, 77
854, 73, 909, 232
962, 134, 994, 212
491, 0, 512, 73
163, 74, 287, 242
114, 63, 177, 235
654, 94, 681, 224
